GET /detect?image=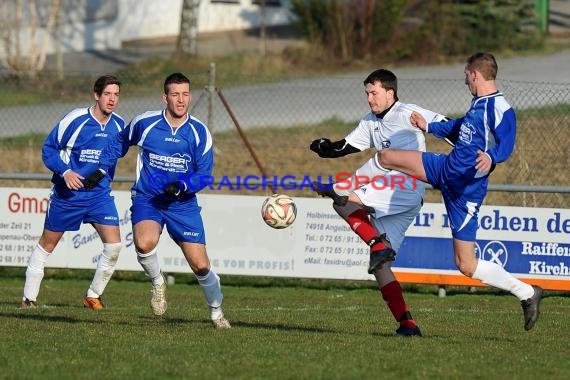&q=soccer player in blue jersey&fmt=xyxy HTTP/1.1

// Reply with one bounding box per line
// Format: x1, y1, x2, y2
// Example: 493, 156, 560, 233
377, 52, 543, 331
92, 72, 230, 328
20, 75, 124, 310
